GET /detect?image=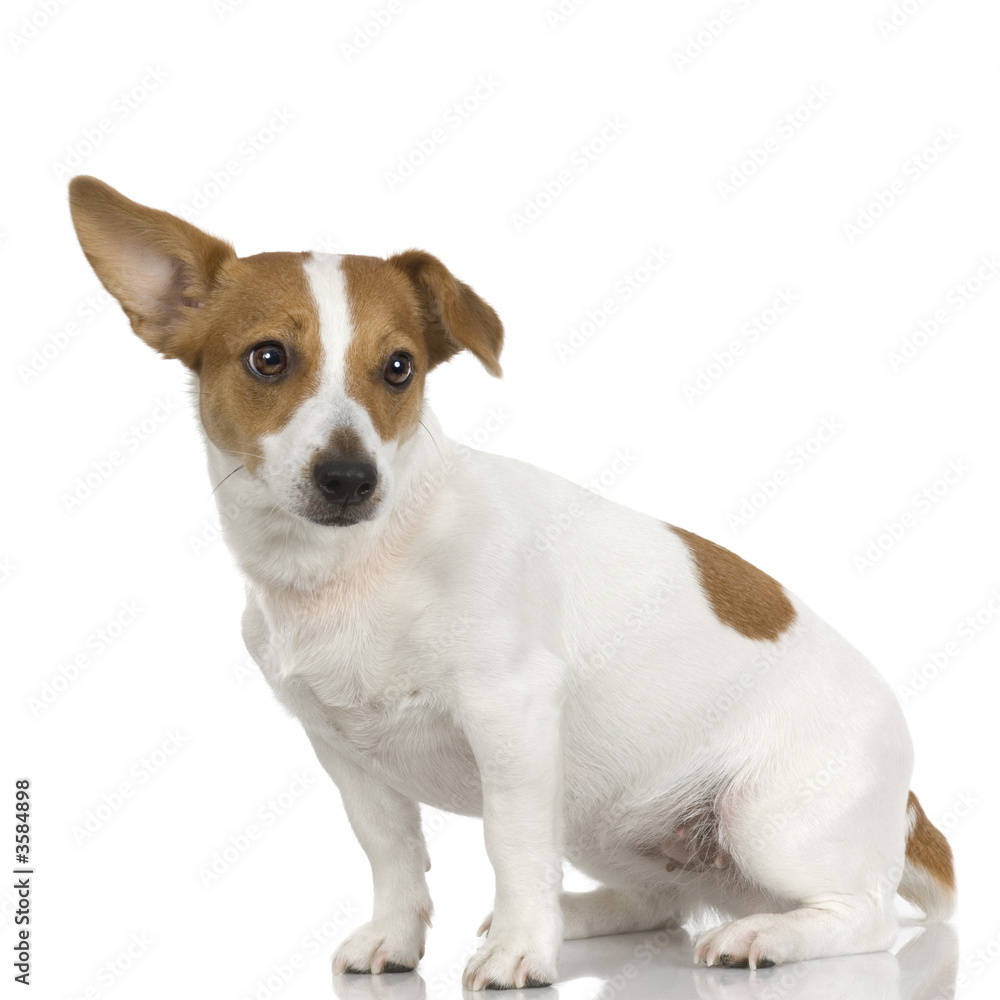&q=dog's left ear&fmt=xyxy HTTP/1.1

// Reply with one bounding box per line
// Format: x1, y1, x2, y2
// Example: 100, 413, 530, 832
389, 249, 503, 377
